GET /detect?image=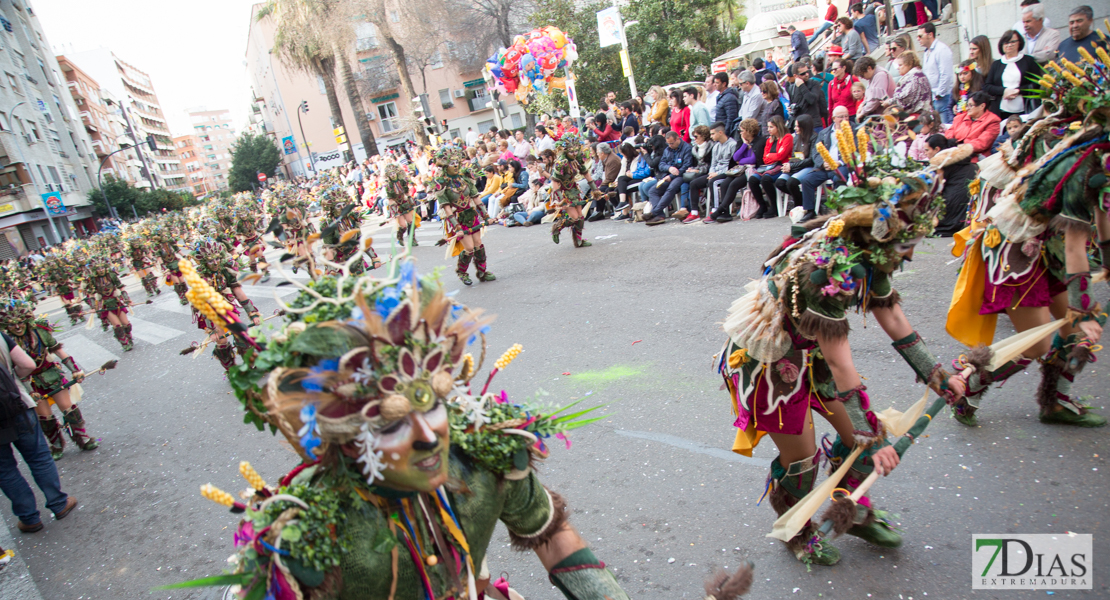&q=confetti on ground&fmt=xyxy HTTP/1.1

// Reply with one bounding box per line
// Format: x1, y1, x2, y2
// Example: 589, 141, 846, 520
562, 372, 571, 376
631, 339, 642, 346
